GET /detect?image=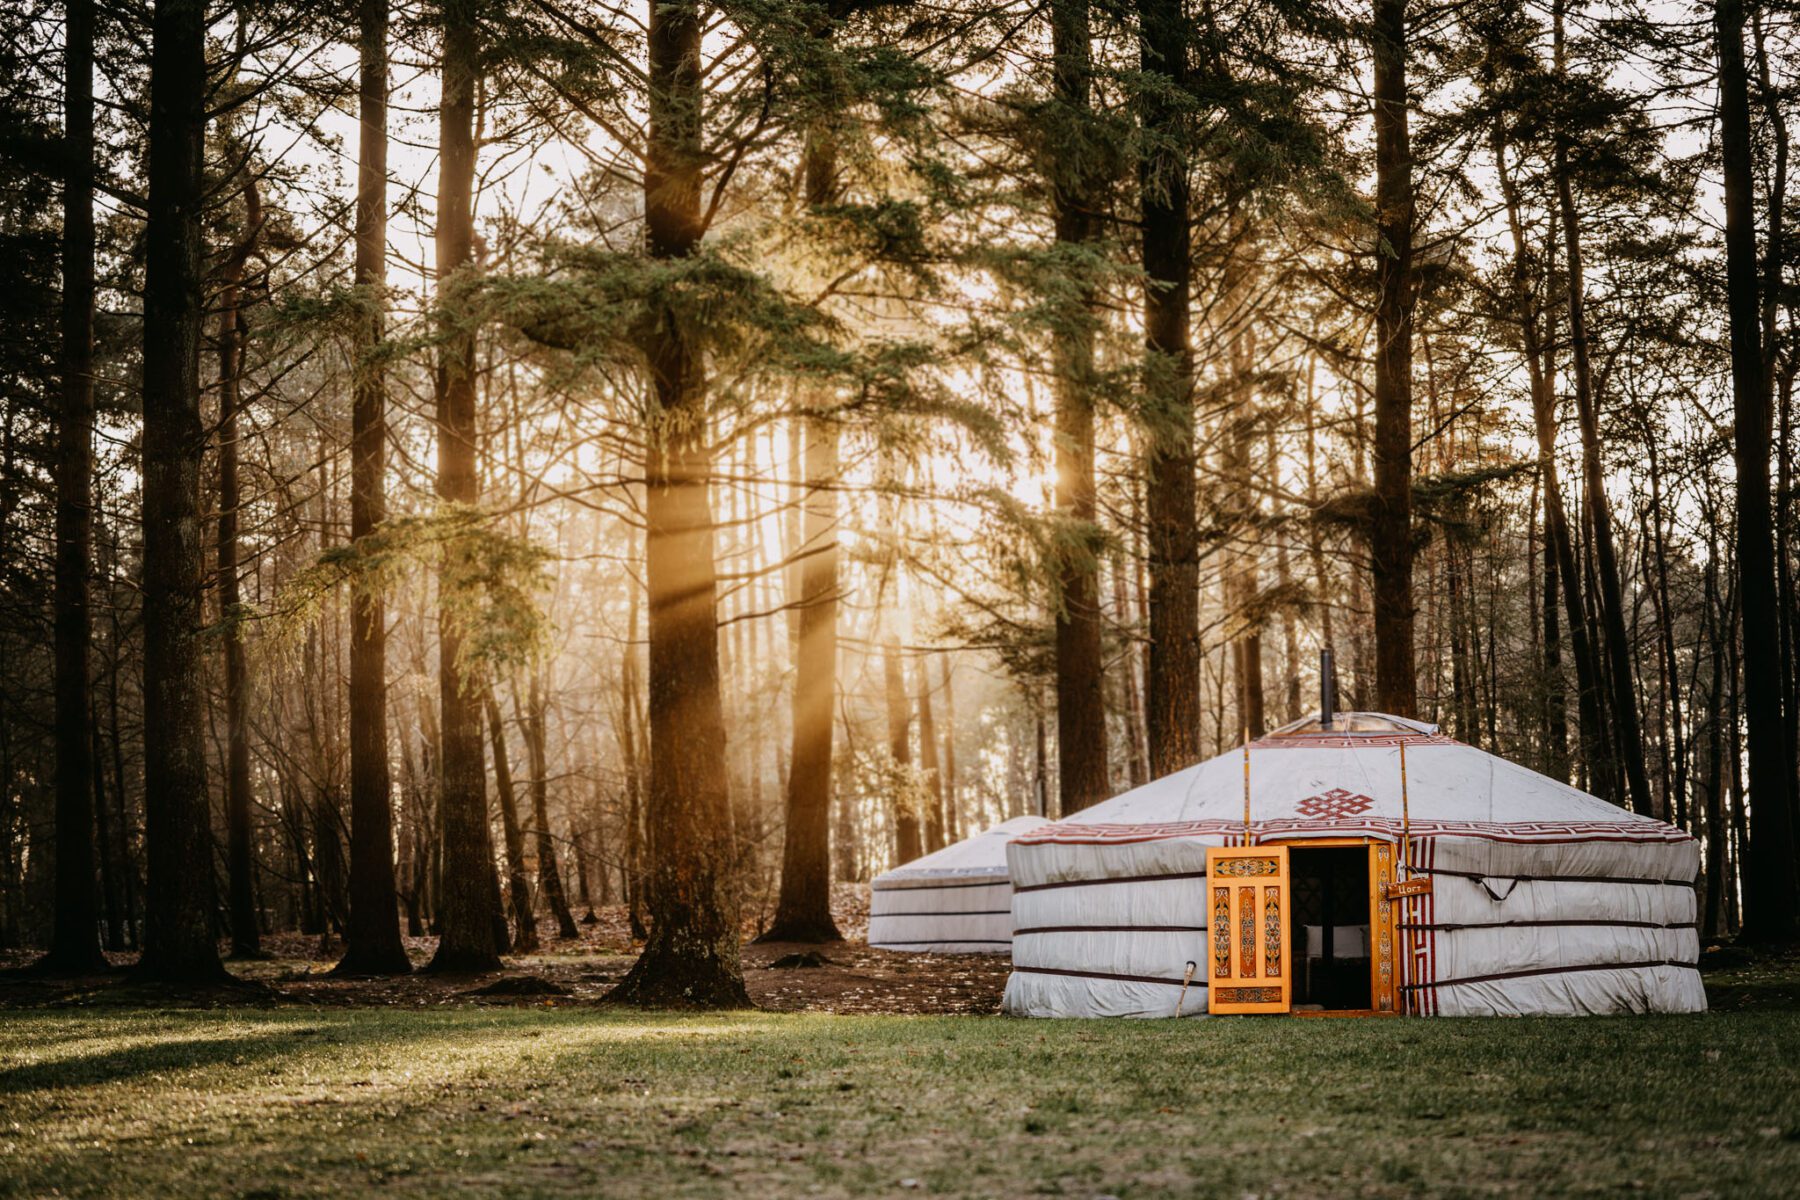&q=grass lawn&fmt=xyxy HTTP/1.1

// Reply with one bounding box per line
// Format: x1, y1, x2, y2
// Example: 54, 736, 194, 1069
2, 1002, 1798, 1198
